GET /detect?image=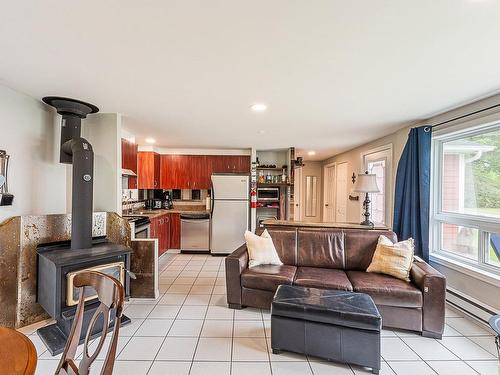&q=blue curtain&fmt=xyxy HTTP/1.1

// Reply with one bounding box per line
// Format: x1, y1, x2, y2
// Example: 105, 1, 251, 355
393, 126, 432, 261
